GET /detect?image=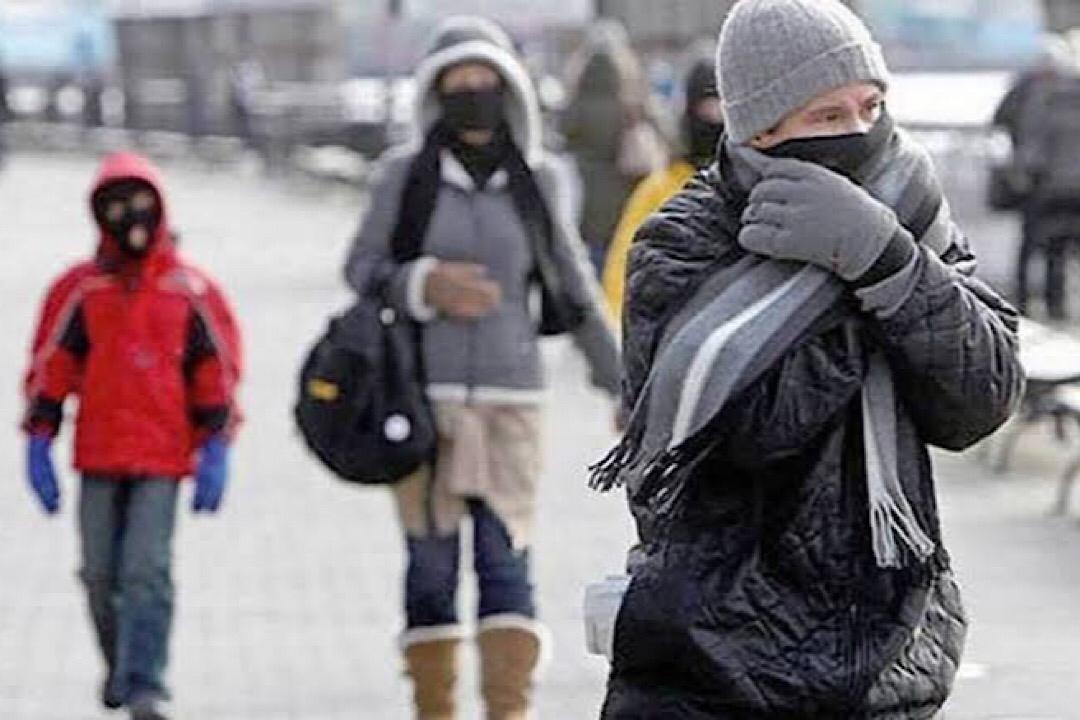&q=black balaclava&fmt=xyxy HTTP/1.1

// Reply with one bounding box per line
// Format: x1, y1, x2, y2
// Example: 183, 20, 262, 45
682, 60, 724, 167
92, 179, 162, 258
761, 108, 894, 182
